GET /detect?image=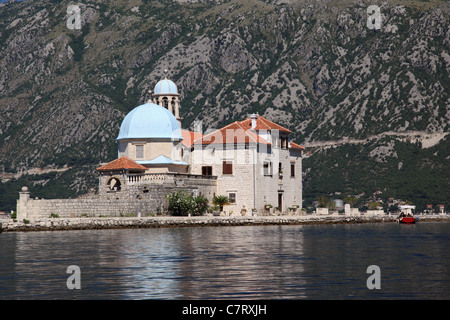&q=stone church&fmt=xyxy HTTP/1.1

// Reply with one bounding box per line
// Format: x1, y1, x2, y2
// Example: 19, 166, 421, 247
17, 77, 304, 219
97, 76, 305, 214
